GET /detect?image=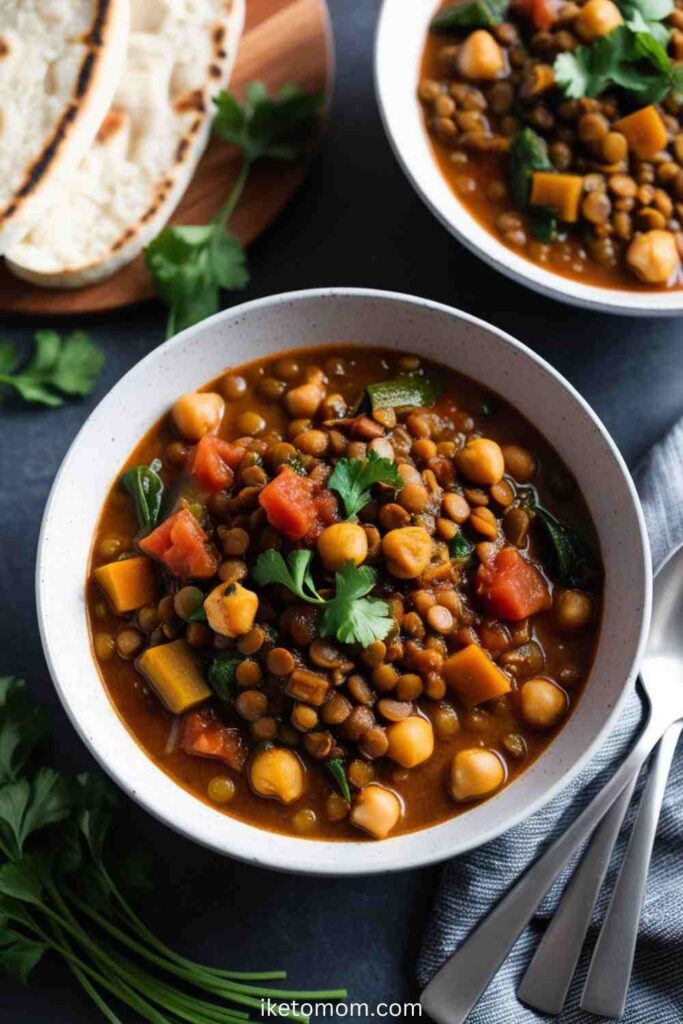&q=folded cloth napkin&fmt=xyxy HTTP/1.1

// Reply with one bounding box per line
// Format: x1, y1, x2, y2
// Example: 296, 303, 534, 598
417, 420, 683, 1023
